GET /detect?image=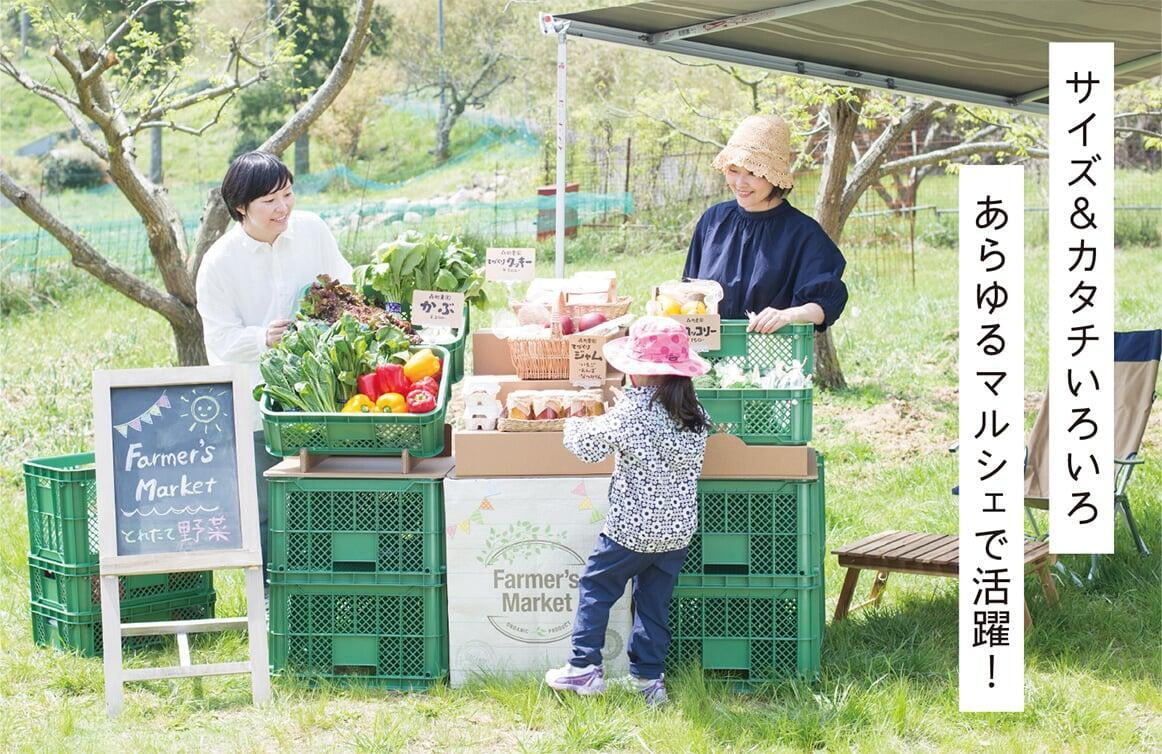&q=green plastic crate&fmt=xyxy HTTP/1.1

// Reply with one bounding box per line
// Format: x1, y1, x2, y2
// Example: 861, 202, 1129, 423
28, 554, 214, 614
23, 453, 99, 568
697, 322, 814, 445
262, 345, 451, 457
268, 575, 448, 690
31, 592, 217, 658
416, 309, 469, 385
267, 476, 445, 584
680, 460, 826, 589
666, 584, 823, 686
